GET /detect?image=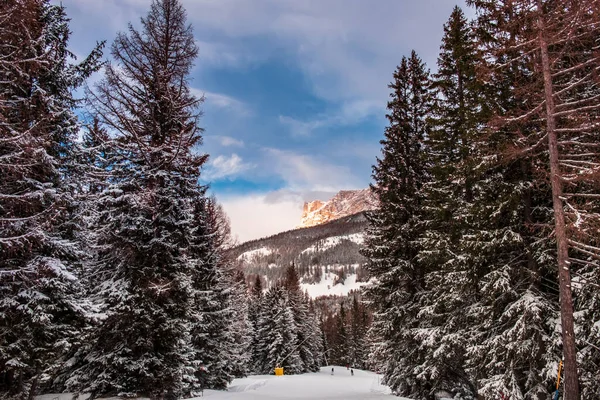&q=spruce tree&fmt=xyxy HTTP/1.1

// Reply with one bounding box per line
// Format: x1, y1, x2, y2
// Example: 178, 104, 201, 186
331, 303, 349, 366
248, 274, 264, 374
0, 1, 101, 398
349, 295, 368, 369
466, 1, 600, 397
362, 50, 433, 397
66, 0, 230, 397
453, 6, 560, 397
413, 7, 484, 398
283, 263, 323, 373
253, 287, 302, 375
